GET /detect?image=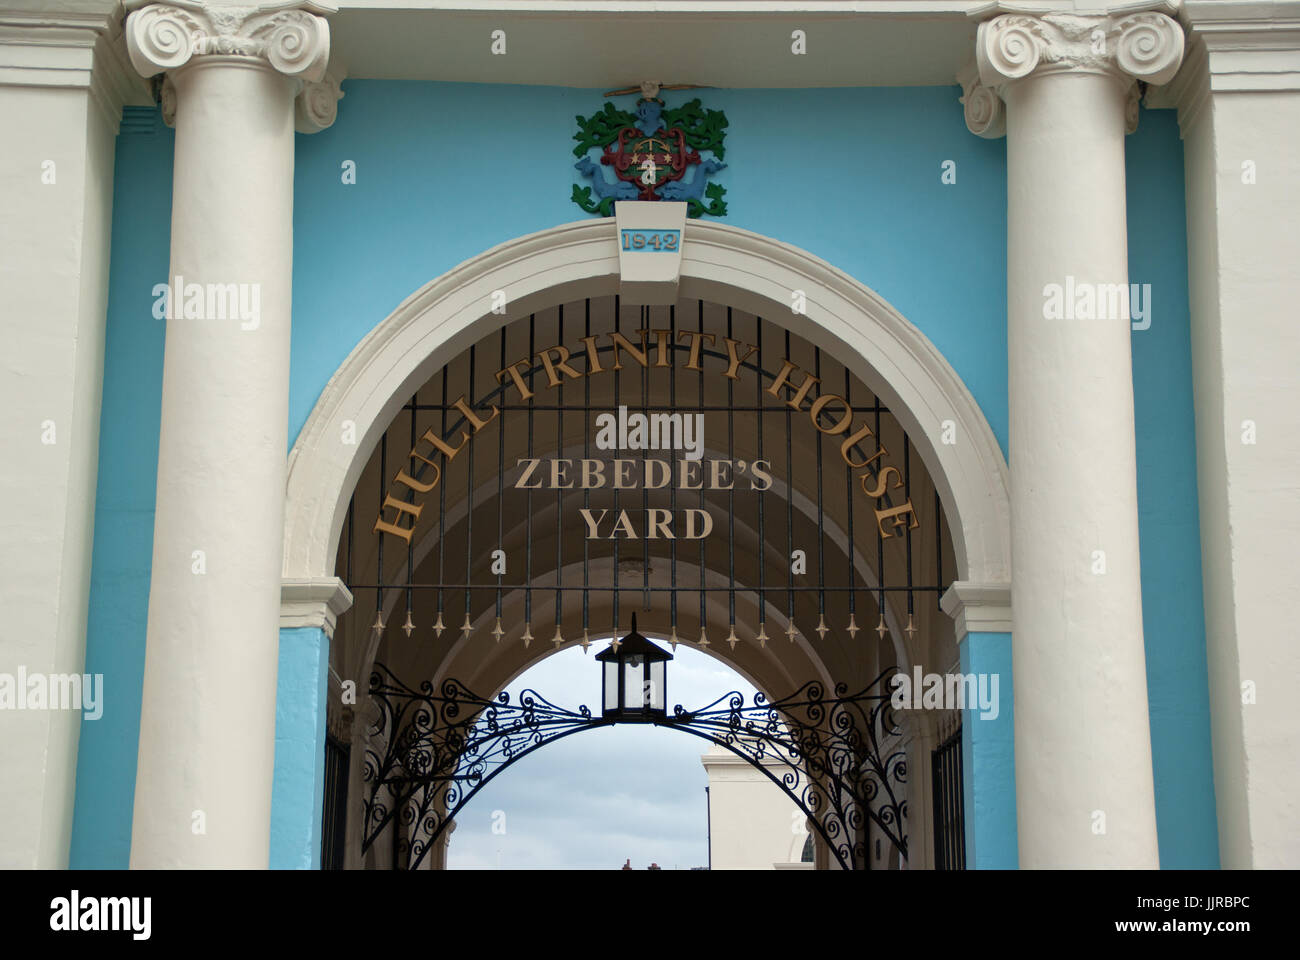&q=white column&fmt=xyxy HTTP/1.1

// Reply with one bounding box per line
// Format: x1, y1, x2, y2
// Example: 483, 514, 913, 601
123, 0, 335, 868
1153, 0, 1300, 868
0, 6, 142, 869
968, 9, 1185, 867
